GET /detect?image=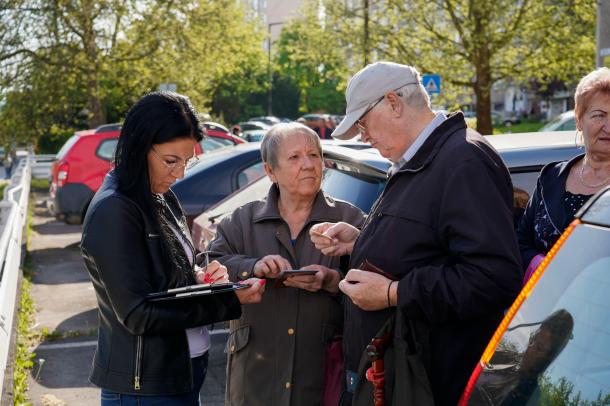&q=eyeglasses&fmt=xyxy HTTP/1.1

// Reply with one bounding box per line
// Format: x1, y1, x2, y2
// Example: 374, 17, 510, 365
151, 148, 199, 170
356, 96, 385, 134
356, 84, 414, 134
